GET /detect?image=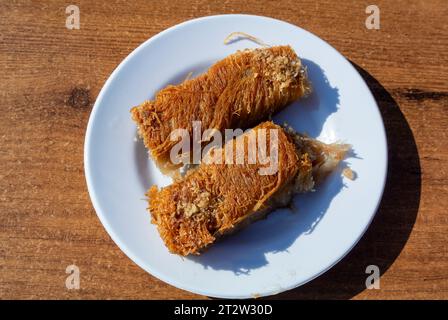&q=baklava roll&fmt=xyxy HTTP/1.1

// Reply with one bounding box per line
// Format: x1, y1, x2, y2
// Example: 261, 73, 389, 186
131, 46, 310, 174
147, 121, 349, 256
